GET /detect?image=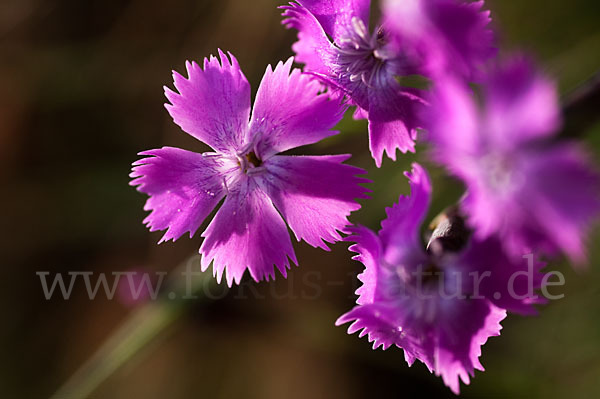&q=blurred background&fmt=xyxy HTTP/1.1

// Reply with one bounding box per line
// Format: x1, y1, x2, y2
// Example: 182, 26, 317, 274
1, 0, 599, 398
